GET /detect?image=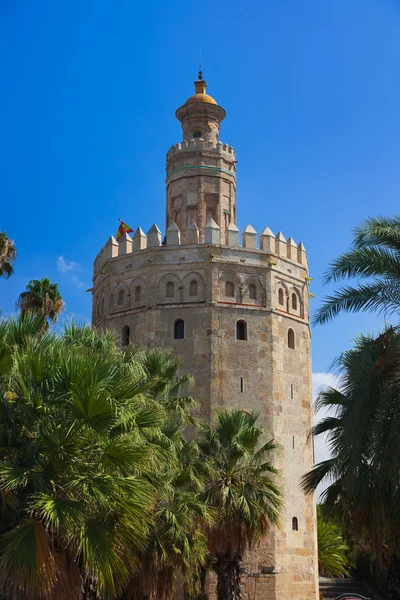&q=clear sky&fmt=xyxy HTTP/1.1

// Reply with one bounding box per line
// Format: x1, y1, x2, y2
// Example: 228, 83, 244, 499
1, 0, 399, 389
